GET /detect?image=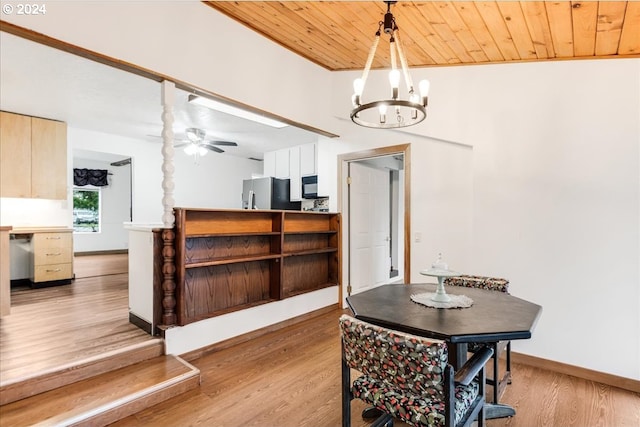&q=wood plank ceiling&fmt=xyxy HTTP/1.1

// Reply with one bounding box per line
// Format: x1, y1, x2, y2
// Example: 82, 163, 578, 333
206, 1, 640, 71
